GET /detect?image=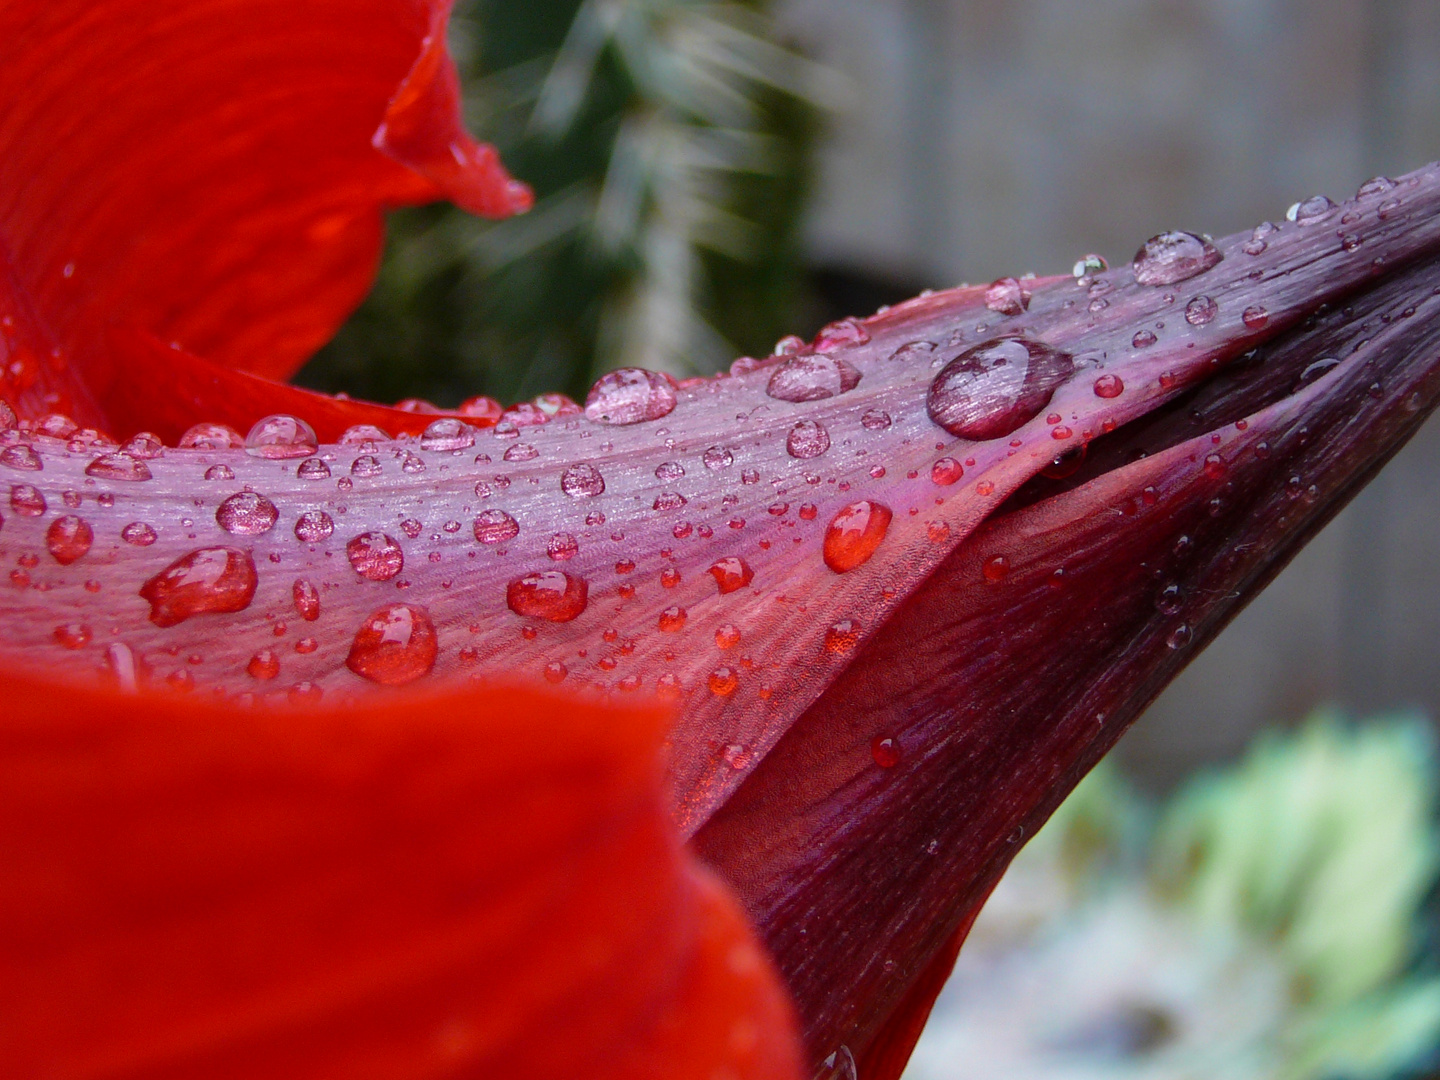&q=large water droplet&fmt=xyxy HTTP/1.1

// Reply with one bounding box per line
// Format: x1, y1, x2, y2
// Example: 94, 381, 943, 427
506, 570, 588, 622
984, 277, 1031, 316
1131, 231, 1222, 286
0, 444, 43, 471
245, 415, 317, 459
346, 532, 404, 581
786, 419, 831, 459
561, 463, 605, 498
927, 337, 1075, 440
46, 514, 93, 564
823, 500, 893, 573
708, 556, 754, 594
420, 417, 476, 451
346, 603, 438, 685
86, 452, 151, 481
765, 354, 862, 402
584, 367, 679, 424
474, 509, 520, 544
293, 510, 334, 543
216, 491, 278, 535
179, 422, 244, 450
140, 547, 258, 627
